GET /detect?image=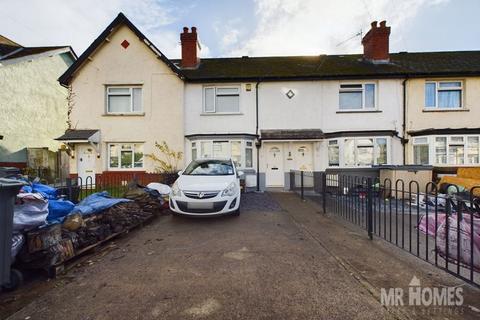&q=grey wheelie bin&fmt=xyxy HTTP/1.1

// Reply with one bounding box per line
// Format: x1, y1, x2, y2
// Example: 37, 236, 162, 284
0, 178, 25, 291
